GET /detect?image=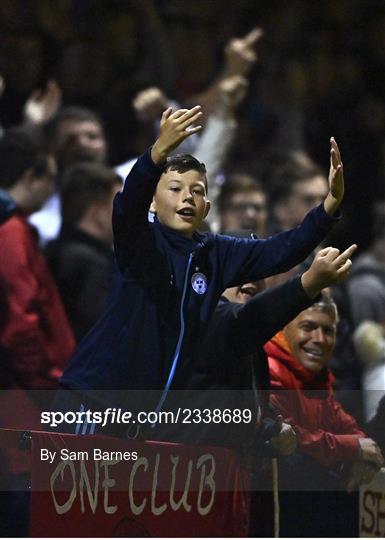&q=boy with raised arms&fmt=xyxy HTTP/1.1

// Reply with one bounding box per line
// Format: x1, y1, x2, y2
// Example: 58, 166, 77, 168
60, 106, 345, 436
